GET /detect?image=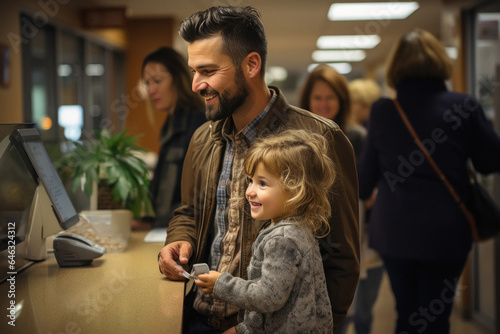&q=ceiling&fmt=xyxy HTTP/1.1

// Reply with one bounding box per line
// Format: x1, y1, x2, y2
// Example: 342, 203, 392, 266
86, 0, 462, 79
